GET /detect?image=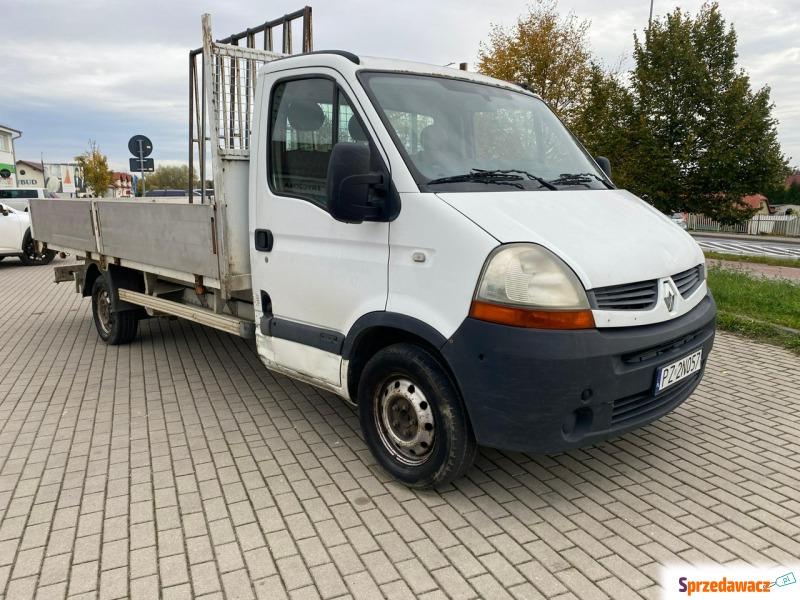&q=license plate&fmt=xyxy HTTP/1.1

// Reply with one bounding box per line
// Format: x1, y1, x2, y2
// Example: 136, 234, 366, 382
654, 349, 703, 394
